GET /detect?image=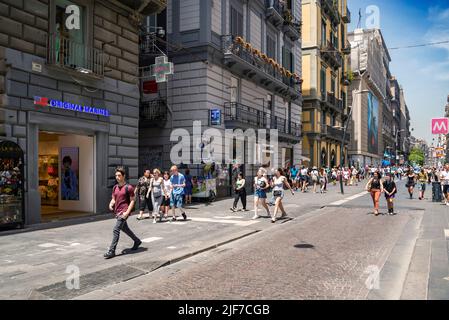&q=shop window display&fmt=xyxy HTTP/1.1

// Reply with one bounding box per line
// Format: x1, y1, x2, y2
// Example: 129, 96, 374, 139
39, 155, 59, 206
0, 141, 25, 228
